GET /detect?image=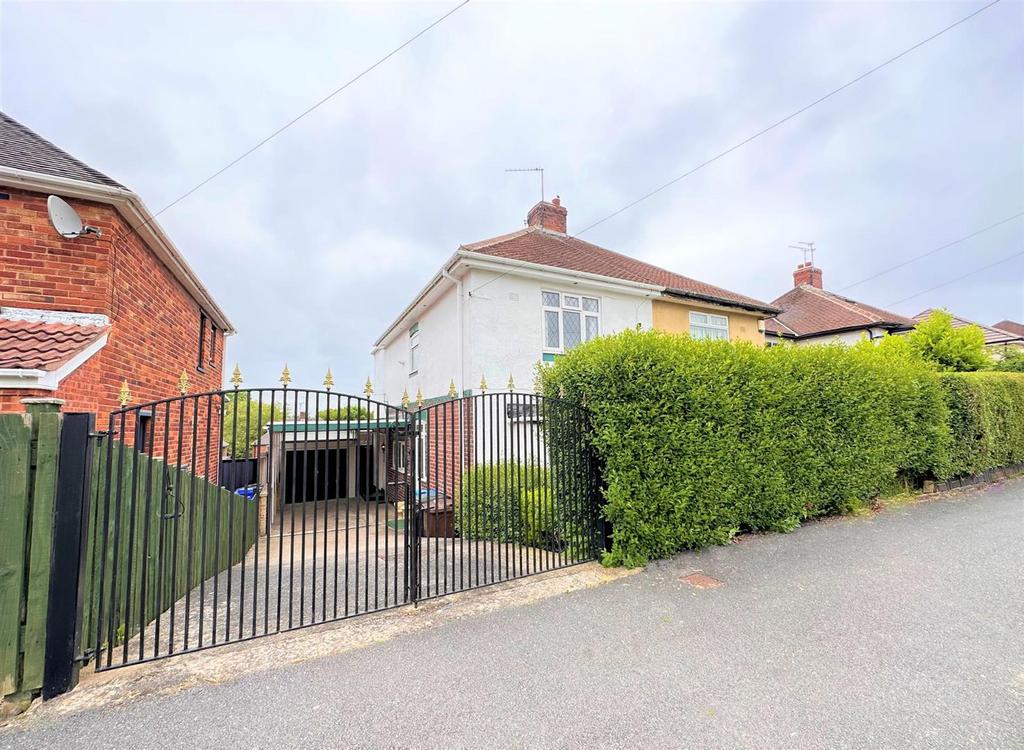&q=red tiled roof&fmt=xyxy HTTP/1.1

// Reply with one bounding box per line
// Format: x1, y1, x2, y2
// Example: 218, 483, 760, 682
0, 318, 109, 371
993, 320, 1024, 338
462, 227, 778, 314
913, 310, 1024, 346
765, 285, 916, 338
